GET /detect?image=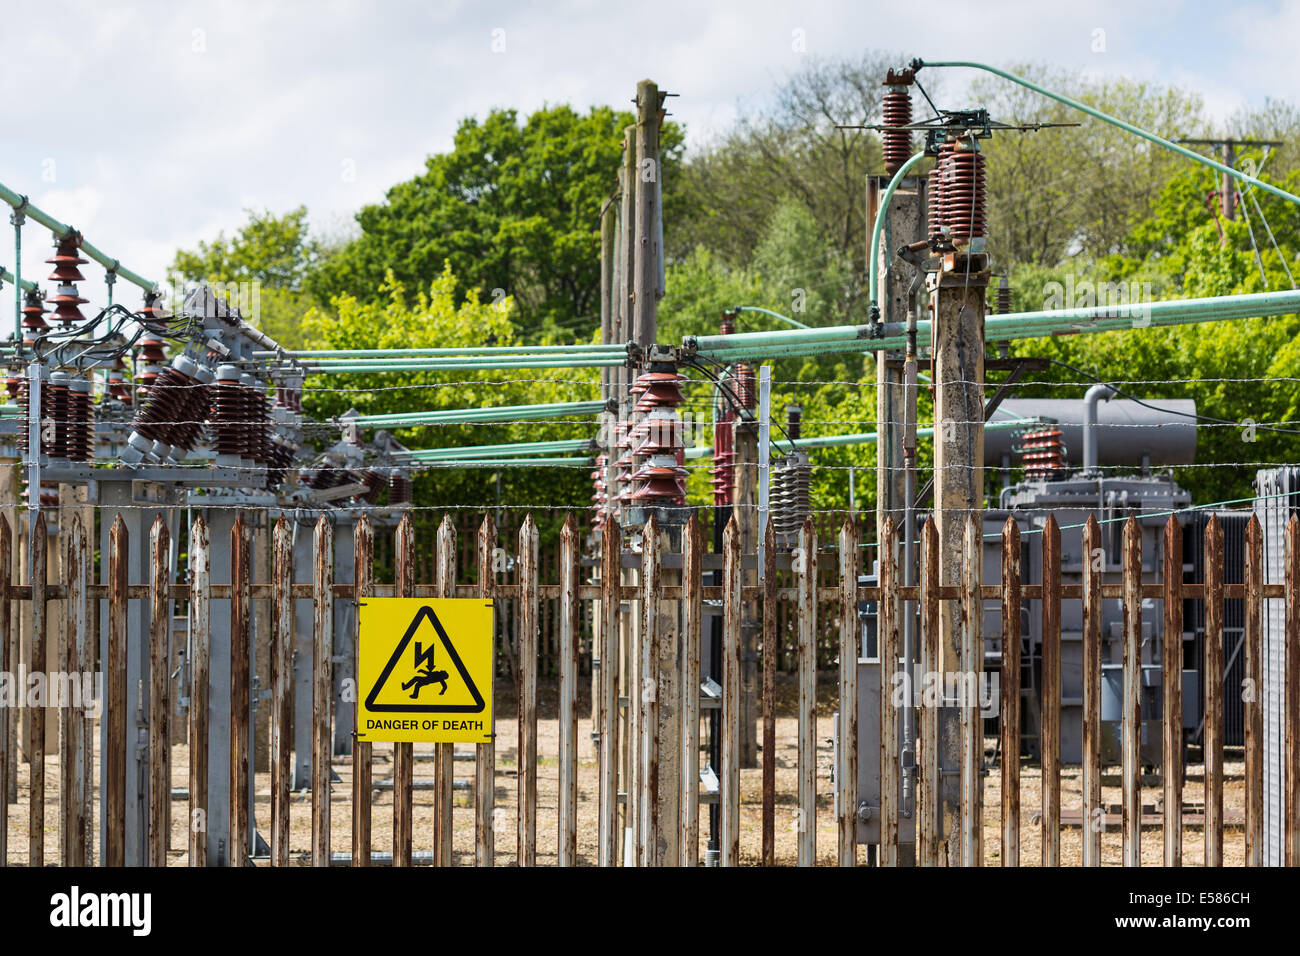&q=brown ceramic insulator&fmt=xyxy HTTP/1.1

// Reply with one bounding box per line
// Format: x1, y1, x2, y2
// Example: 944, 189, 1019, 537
21, 292, 49, 345
628, 462, 688, 503
733, 362, 756, 411
632, 371, 686, 412
15, 381, 29, 454
1018, 427, 1067, 479
45, 378, 70, 458
361, 469, 386, 503
928, 142, 955, 243
66, 380, 94, 461
136, 337, 167, 394
881, 87, 914, 177
209, 377, 245, 456
389, 472, 412, 505
4, 375, 19, 401
133, 366, 198, 448
997, 282, 1012, 315
944, 147, 987, 240
138, 291, 170, 325
45, 237, 89, 326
